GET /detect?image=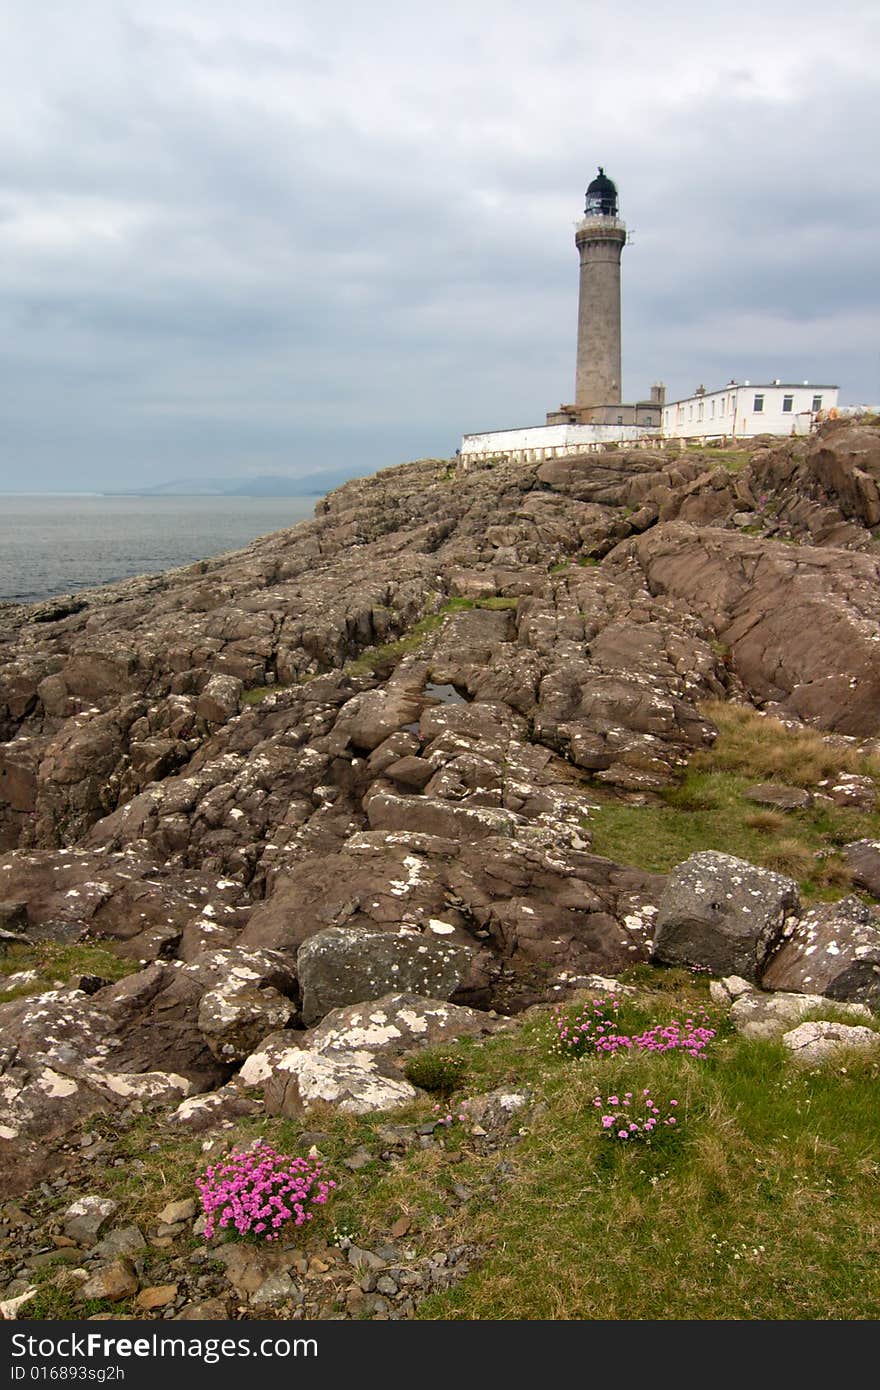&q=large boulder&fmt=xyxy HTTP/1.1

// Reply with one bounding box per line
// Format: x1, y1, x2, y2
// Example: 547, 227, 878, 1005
296, 924, 474, 1026
761, 897, 880, 1008
651, 851, 800, 981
